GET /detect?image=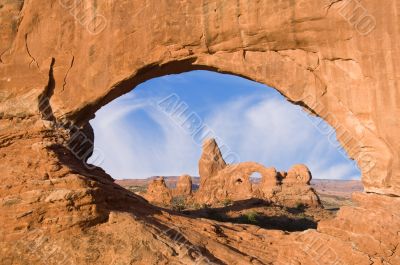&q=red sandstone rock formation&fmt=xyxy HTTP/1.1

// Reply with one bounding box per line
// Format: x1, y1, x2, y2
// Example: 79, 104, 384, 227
1, 1, 400, 264
195, 160, 276, 204
285, 164, 312, 185
195, 138, 227, 202
144, 177, 172, 205
198, 138, 227, 180
194, 139, 321, 207
173, 174, 193, 197
273, 164, 321, 207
